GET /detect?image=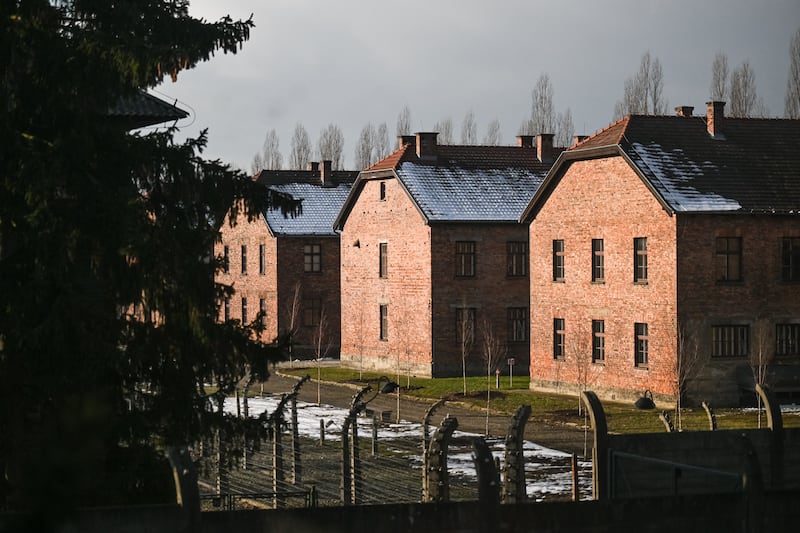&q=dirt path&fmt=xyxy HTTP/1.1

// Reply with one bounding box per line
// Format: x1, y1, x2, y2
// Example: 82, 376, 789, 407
259, 368, 592, 457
